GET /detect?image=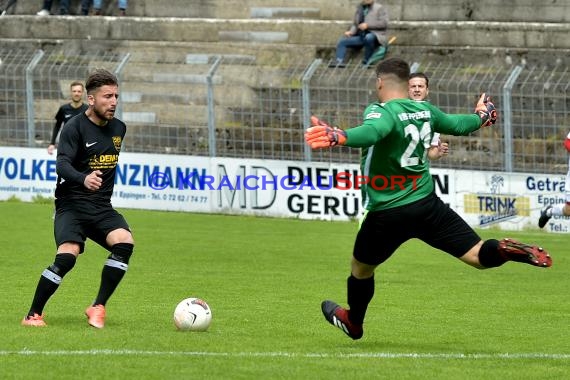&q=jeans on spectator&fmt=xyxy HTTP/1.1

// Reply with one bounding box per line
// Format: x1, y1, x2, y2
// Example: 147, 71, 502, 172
93, 0, 128, 10
81, 0, 127, 14
80, 0, 90, 14
42, 0, 70, 14
335, 33, 380, 64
